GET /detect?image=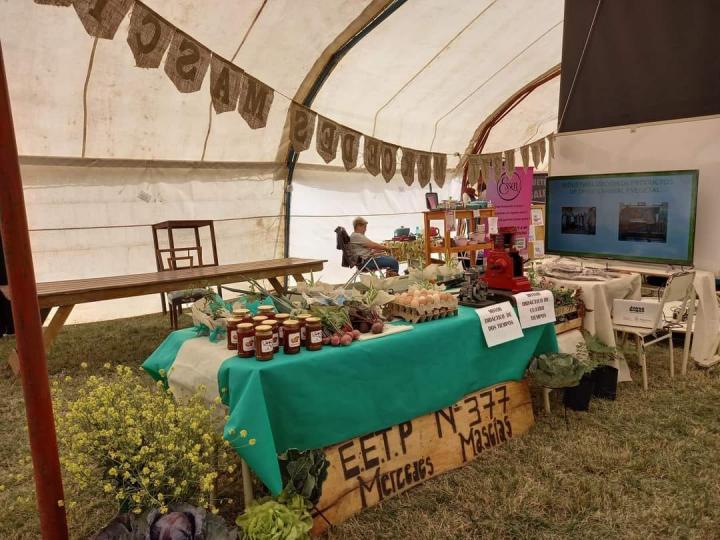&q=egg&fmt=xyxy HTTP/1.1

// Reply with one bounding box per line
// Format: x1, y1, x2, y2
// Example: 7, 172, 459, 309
410, 299, 420, 309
